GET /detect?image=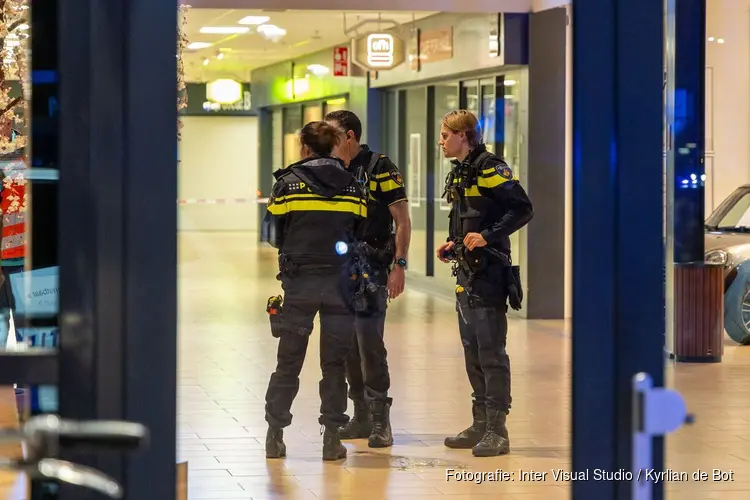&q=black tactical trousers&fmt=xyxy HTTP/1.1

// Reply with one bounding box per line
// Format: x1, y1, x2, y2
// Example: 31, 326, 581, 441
345, 265, 391, 404
265, 266, 356, 429
455, 267, 512, 413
